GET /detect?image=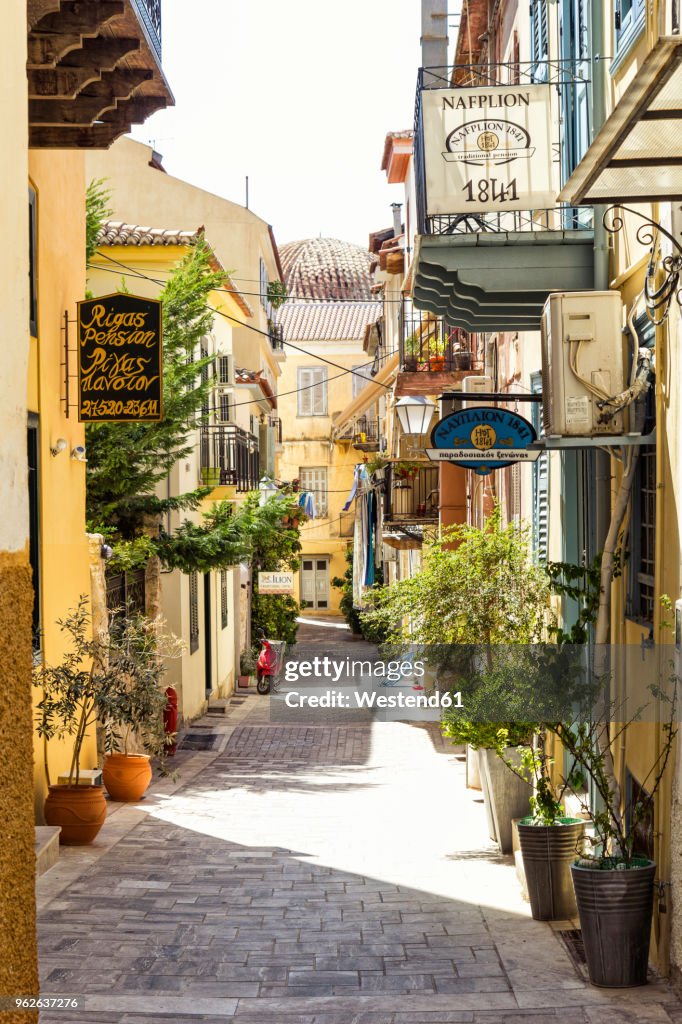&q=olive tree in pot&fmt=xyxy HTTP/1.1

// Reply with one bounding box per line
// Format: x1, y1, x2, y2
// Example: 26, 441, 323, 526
100, 611, 182, 803
34, 599, 110, 845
